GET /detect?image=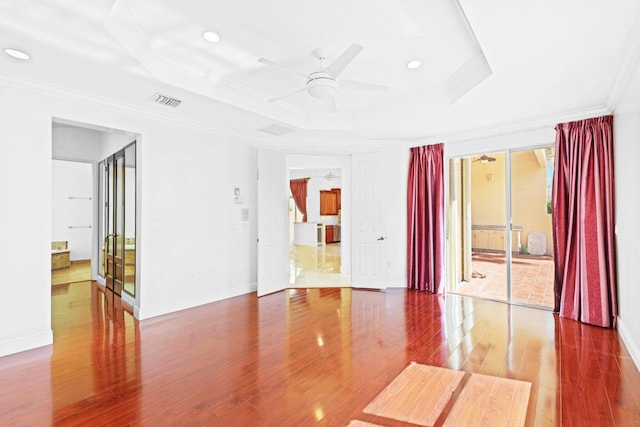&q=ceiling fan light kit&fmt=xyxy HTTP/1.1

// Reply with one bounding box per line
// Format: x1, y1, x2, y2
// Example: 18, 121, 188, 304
202, 31, 220, 43
474, 154, 497, 164
306, 72, 338, 99
325, 170, 339, 179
